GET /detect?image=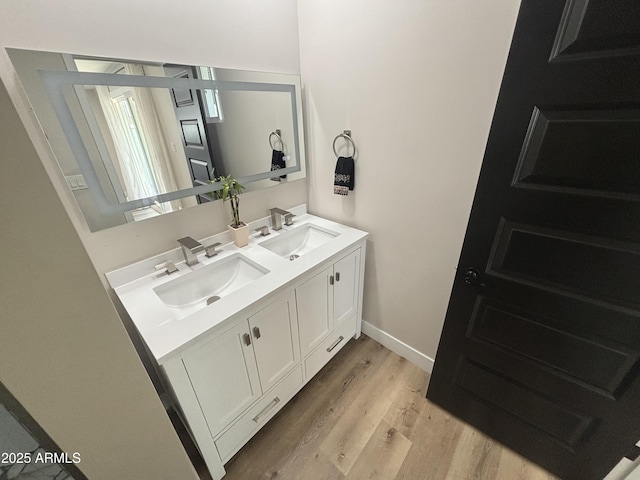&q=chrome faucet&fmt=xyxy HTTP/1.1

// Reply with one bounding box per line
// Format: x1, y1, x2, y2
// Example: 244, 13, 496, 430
269, 208, 295, 231
205, 242, 222, 258
177, 236, 204, 266
284, 212, 295, 226
154, 260, 178, 275
255, 225, 270, 236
